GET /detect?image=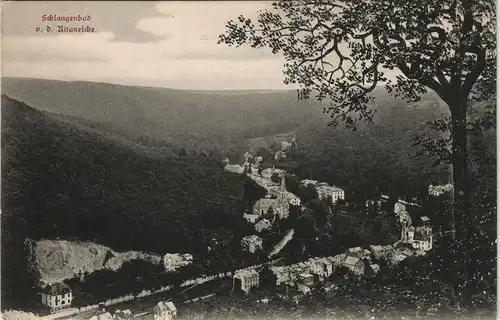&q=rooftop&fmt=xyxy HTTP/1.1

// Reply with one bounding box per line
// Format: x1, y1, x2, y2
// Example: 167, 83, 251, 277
157, 301, 177, 312
42, 283, 71, 296
343, 256, 361, 266
234, 269, 259, 278
256, 219, 271, 225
